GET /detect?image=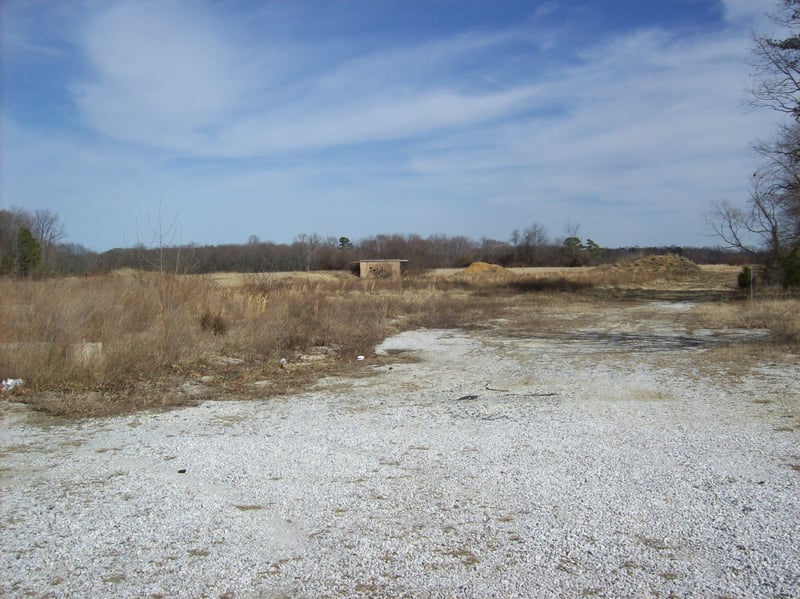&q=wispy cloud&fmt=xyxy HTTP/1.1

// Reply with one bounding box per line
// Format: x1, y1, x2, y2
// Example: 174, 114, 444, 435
72, 1, 253, 149
69, 1, 554, 156
0, 0, 782, 249
721, 0, 774, 22
405, 24, 776, 240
